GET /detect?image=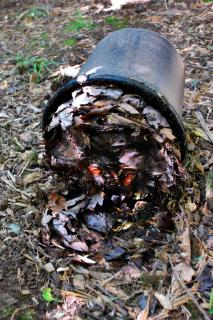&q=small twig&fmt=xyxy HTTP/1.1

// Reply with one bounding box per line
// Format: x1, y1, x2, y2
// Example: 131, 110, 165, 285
61, 289, 90, 299
94, 283, 116, 299
101, 270, 122, 286
195, 111, 213, 144
170, 258, 211, 320
0, 175, 30, 197
10, 305, 34, 320
14, 10, 29, 25
17, 159, 30, 177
